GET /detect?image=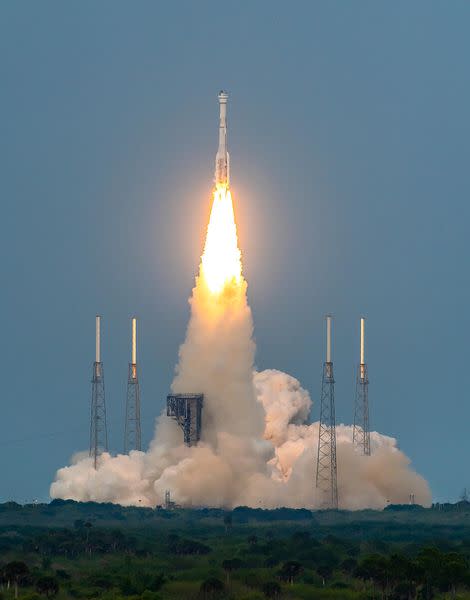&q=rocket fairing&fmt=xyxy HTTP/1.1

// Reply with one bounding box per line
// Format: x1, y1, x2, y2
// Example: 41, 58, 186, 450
215, 90, 230, 187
